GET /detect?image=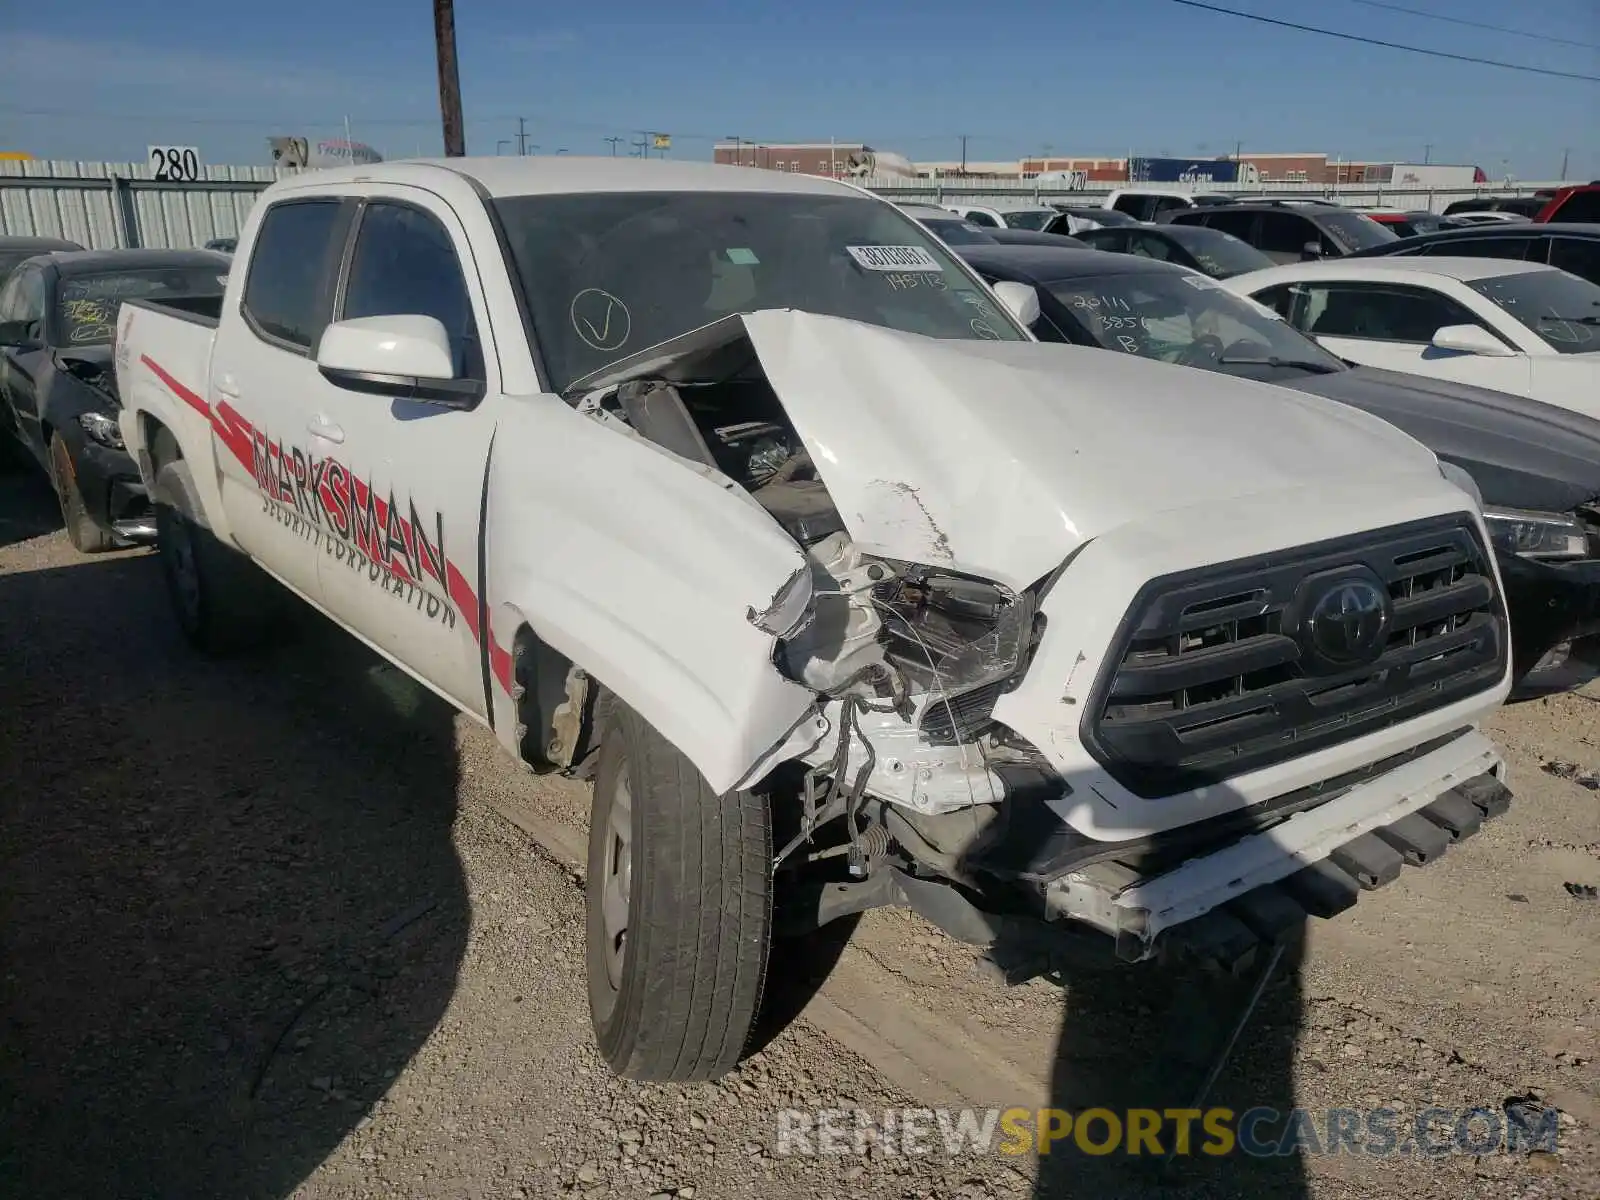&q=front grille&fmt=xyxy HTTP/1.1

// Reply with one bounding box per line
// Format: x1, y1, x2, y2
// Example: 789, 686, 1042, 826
1083, 514, 1506, 798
